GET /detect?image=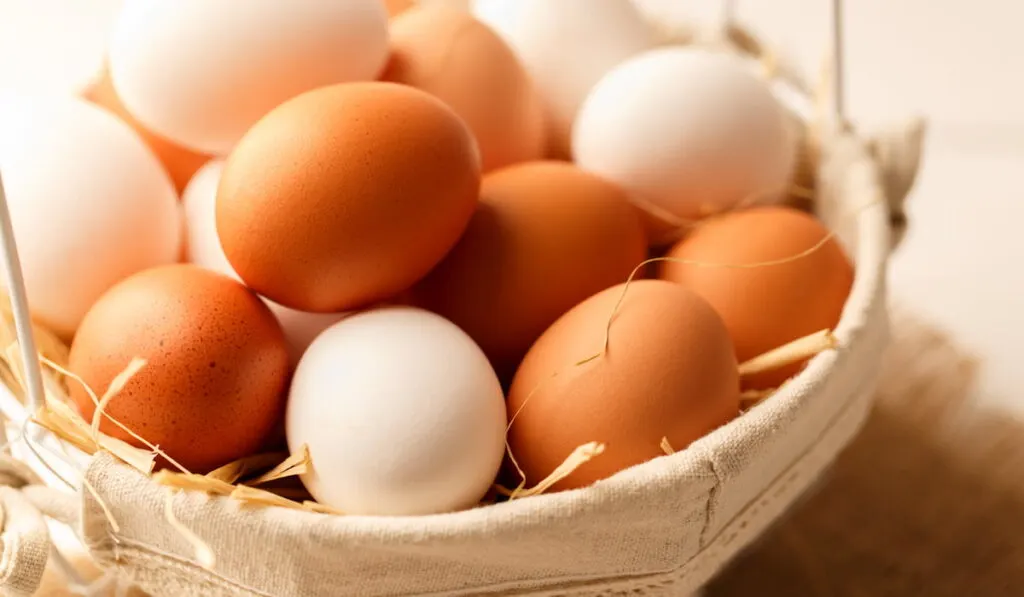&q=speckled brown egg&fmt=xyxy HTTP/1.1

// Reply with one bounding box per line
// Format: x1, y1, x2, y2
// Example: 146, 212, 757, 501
383, 5, 545, 172
68, 264, 290, 473
412, 161, 646, 381
216, 82, 480, 313
658, 206, 854, 390
505, 280, 740, 492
